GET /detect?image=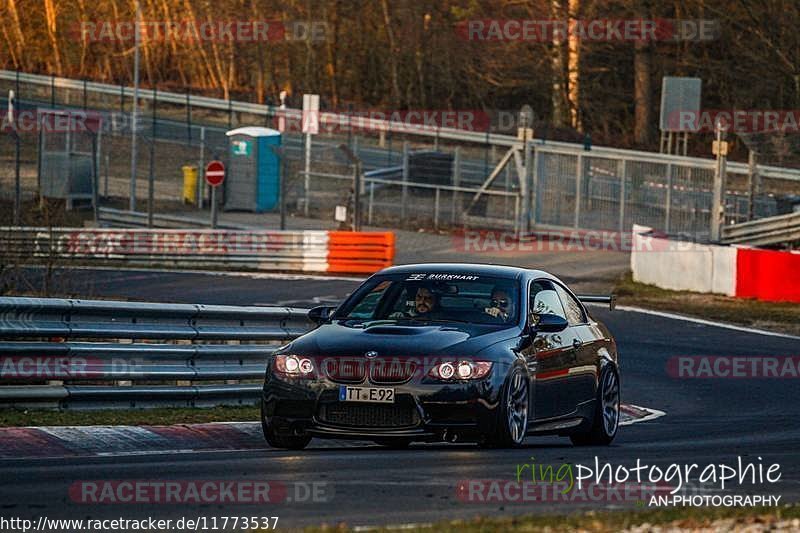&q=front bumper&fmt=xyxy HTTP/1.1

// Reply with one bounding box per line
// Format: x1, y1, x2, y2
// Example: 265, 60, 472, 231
262, 371, 505, 441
